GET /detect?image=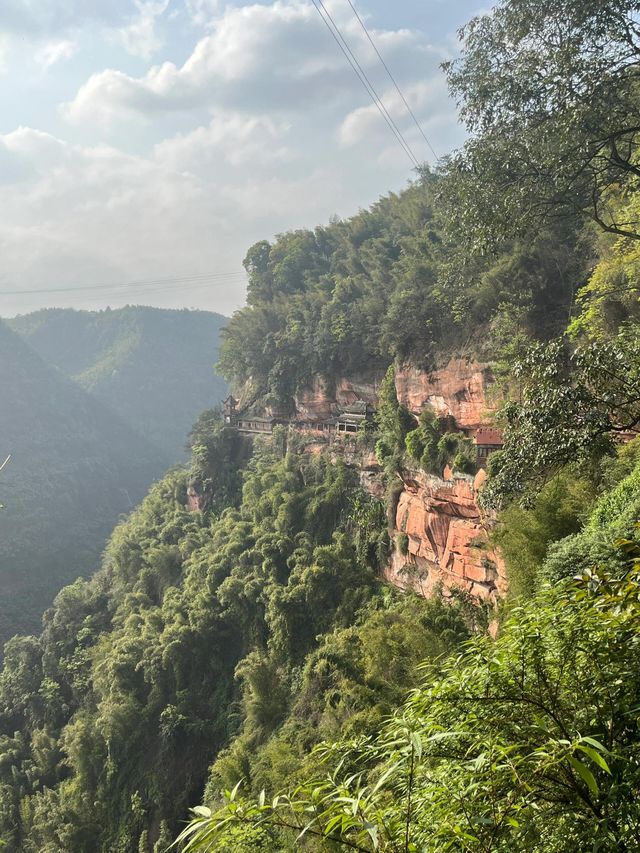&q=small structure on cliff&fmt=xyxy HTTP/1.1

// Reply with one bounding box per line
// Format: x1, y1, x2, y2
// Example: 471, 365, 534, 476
223, 395, 238, 425
473, 428, 503, 467
236, 413, 280, 434
232, 401, 375, 437
318, 402, 375, 435
224, 395, 283, 434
